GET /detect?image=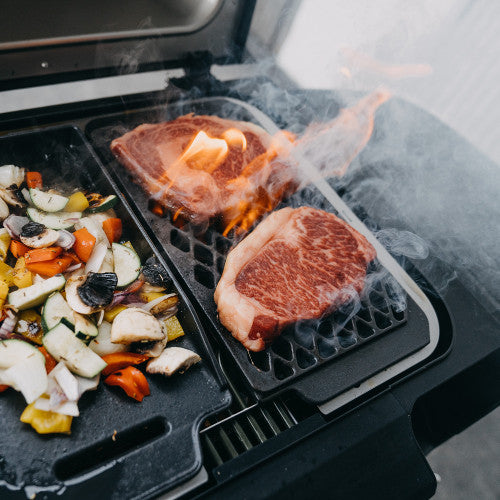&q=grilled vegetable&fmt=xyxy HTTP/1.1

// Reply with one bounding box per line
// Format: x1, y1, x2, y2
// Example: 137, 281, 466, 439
85, 193, 118, 213
101, 352, 149, 376
65, 192, 89, 212
141, 256, 172, 289
0, 261, 14, 286
0, 197, 9, 221
146, 347, 200, 377
72, 228, 96, 262
111, 307, 164, 344
15, 310, 43, 344
0, 340, 47, 403
25, 171, 42, 189
112, 242, 141, 288
0, 230, 11, 262
103, 304, 127, 323
102, 218, 122, 244
12, 257, 33, 288
9, 239, 29, 259
0, 165, 25, 188
143, 293, 179, 317
8, 274, 65, 310
104, 366, 149, 402
162, 315, 185, 342
0, 280, 8, 308
25, 254, 73, 277
29, 188, 69, 212
42, 292, 74, 332
43, 322, 107, 378
73, 313, 98, 343
65, 275, 99, 315
20, 402, 72, 434
88, 321, 127, 356
132, 337, 167, 358
77, 272, 117, 308
0, 187, 24, 207
25, 247, 62, 264
27, 207, 82, 230
20, 222, 60, 248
